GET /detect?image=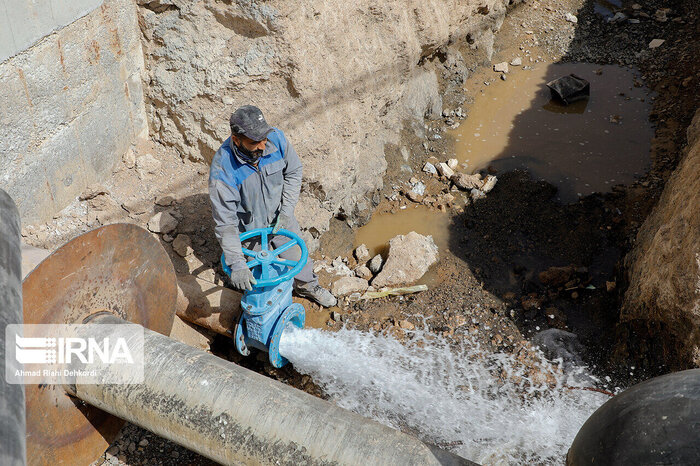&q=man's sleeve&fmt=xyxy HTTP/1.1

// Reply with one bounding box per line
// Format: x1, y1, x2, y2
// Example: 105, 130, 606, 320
279, 136, 303, 219
209, 178, 247, 271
